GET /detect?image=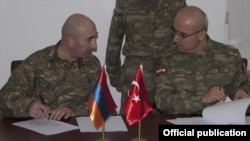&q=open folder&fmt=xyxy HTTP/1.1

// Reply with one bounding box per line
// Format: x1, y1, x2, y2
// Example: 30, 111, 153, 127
167, 97, 250, 125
